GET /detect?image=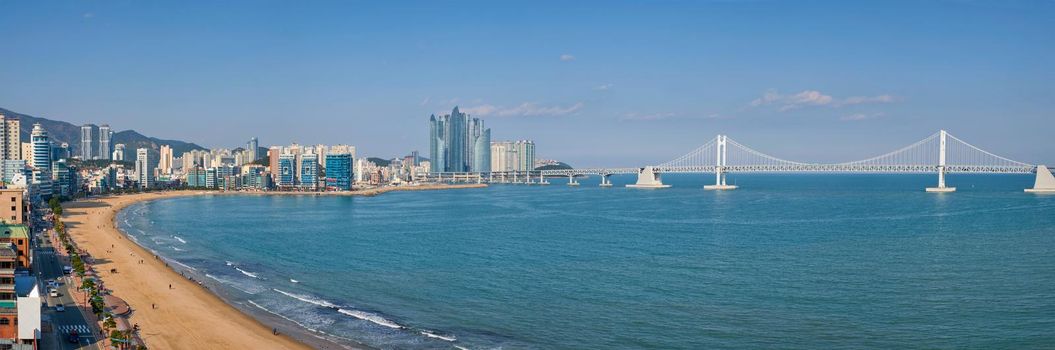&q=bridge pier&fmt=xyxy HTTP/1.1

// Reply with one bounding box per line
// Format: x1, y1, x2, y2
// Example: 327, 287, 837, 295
567, 175, 580, 186
599, 174, 613, 187
627, 166, 670, 188
1026, 165, 1055, 193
